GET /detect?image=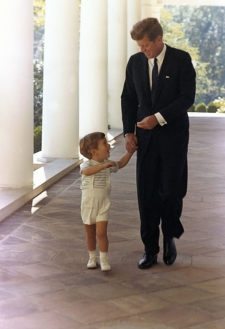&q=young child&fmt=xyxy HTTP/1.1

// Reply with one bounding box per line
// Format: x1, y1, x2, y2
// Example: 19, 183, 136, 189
79, 132, 134, 271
